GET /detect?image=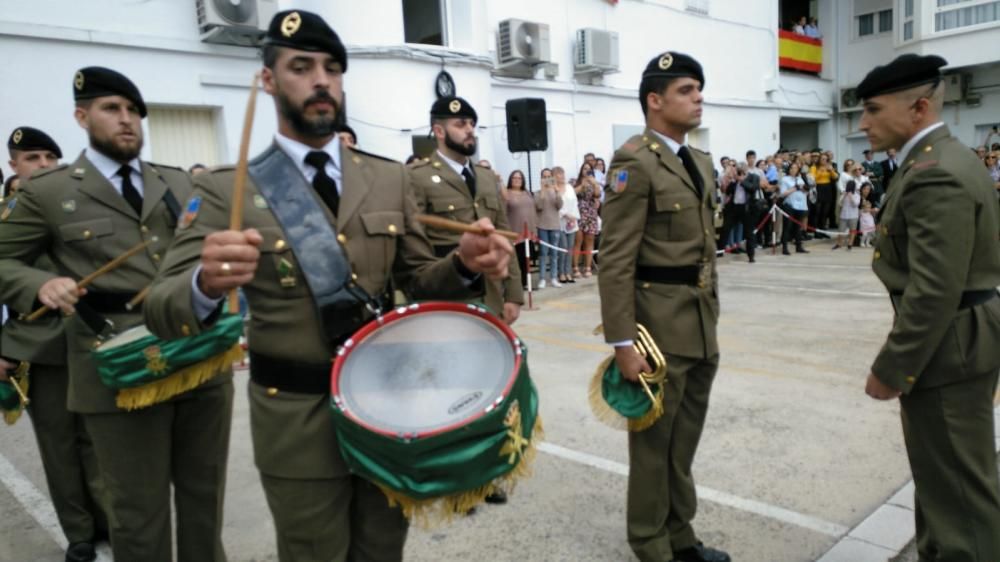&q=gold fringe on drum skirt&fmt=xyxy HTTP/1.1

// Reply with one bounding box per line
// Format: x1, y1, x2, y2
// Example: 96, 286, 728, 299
115, 344, 245, 410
